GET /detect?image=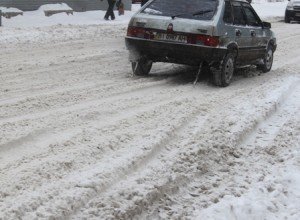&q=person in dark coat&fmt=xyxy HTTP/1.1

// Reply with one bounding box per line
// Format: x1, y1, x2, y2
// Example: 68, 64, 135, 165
104, 0, 116, 20
141, 0, 149, 7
